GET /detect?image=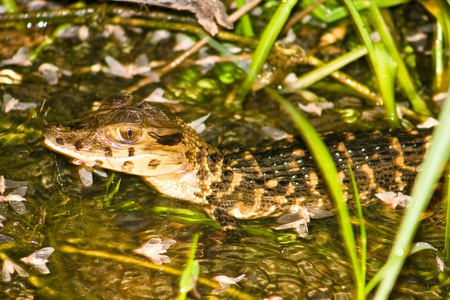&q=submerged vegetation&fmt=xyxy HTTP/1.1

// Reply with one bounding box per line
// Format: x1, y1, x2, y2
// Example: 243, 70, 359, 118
0, 0, 449, 299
